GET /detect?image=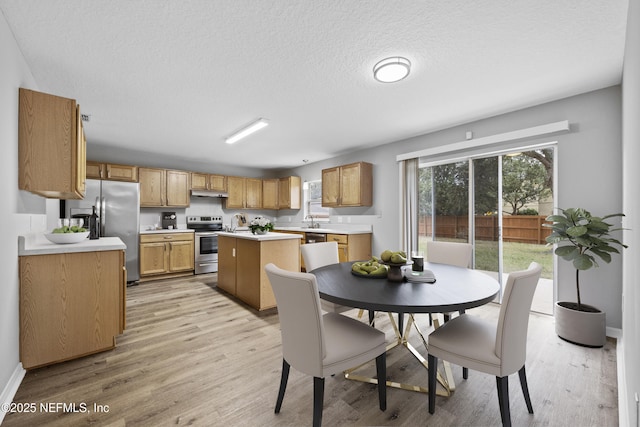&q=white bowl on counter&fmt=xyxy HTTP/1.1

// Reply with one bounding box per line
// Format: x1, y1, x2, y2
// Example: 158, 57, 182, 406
44, 231, 90, 244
